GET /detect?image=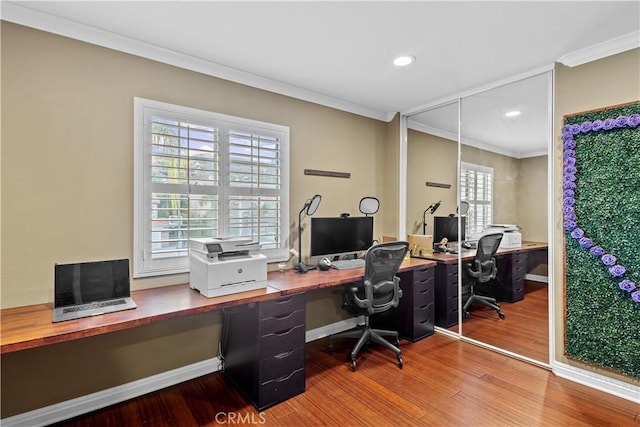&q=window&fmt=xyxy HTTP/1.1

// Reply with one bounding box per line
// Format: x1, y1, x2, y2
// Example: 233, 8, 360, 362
134, 98, 289, 277
460, 162, 493, 236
